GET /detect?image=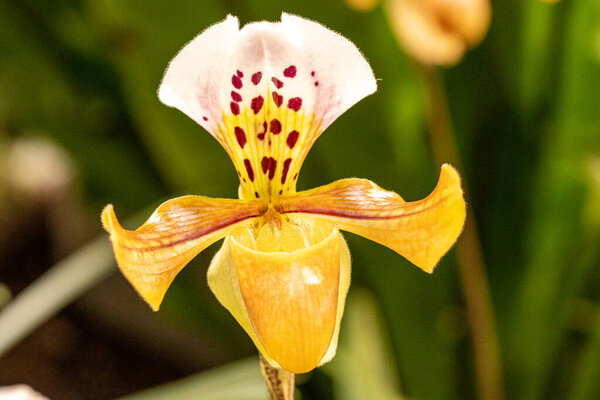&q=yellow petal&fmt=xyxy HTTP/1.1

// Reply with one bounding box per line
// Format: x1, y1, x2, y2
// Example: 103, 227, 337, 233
101, 196, 266, 310
207, 237, 276, 366
318, 231, 351, 366
275, 164, 466, 273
